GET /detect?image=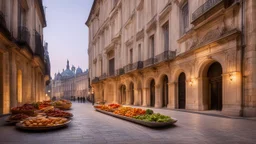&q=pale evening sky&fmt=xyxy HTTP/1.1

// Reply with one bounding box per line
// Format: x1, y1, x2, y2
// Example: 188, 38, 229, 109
43, 0, 94, 77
